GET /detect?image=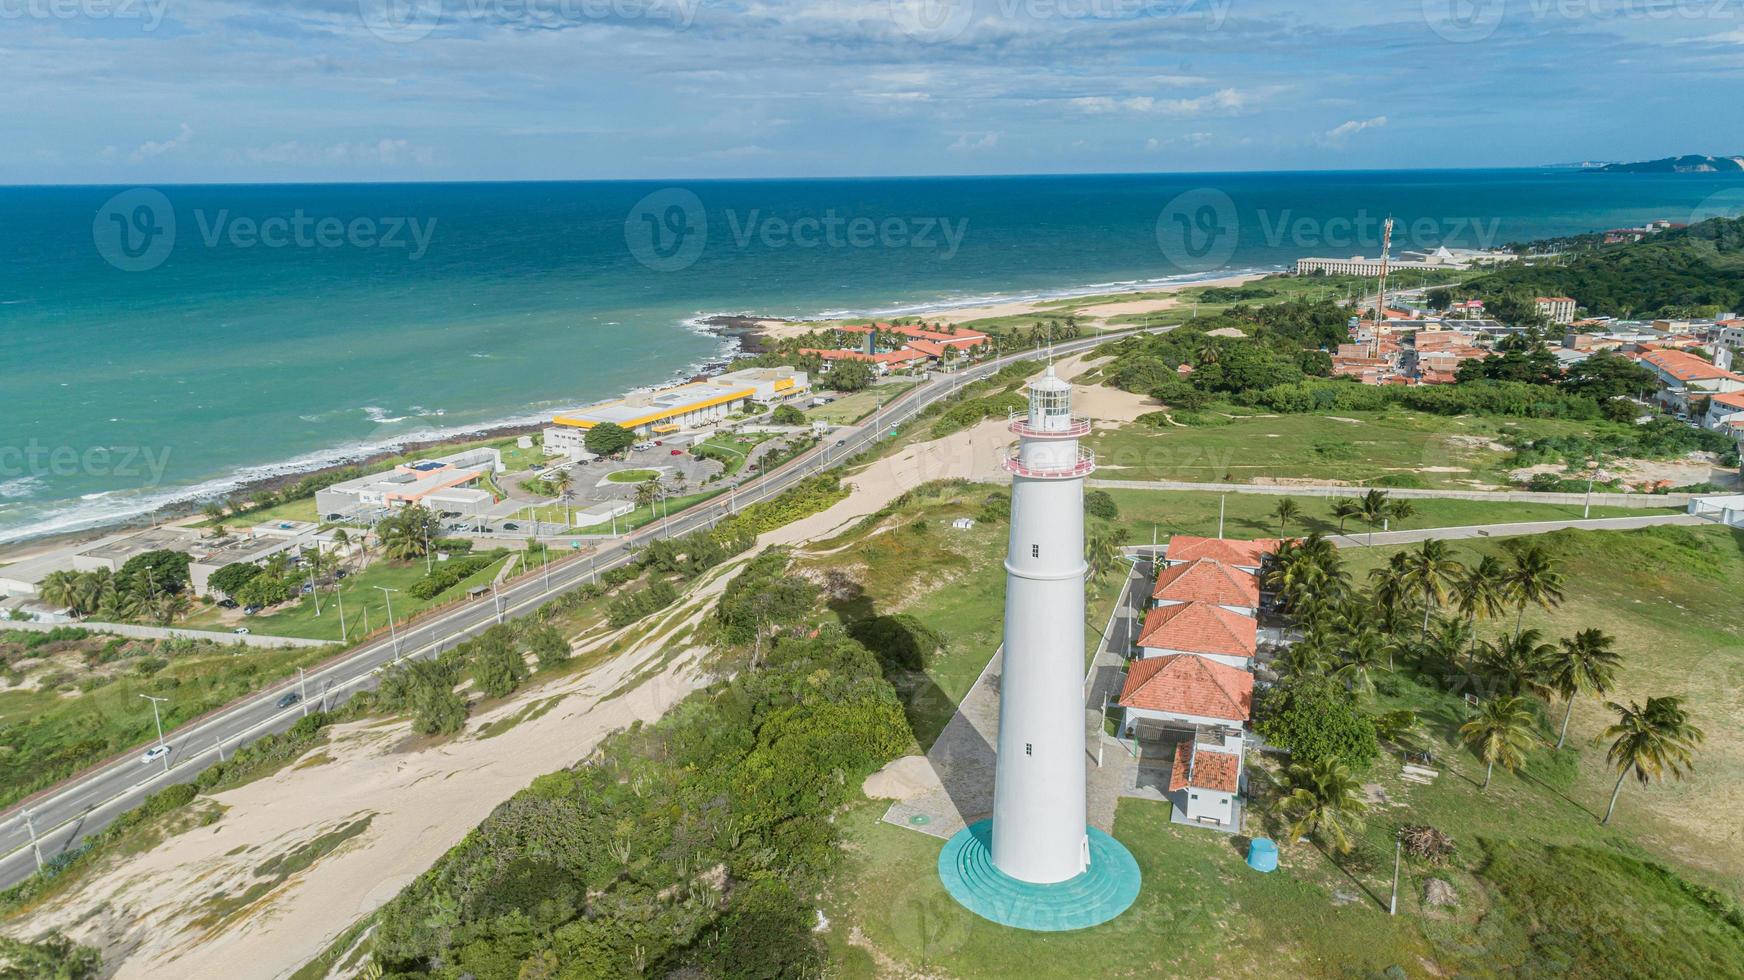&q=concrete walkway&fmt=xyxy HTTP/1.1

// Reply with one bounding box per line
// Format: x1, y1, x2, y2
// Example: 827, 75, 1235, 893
1082, 477, 1708, 510
0, 618, 330, 649
1323, 512, 1705, 548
